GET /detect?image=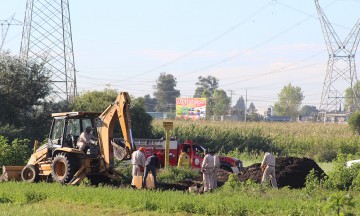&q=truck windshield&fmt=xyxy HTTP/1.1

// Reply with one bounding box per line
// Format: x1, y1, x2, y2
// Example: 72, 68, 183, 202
193, 145, 205, 157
